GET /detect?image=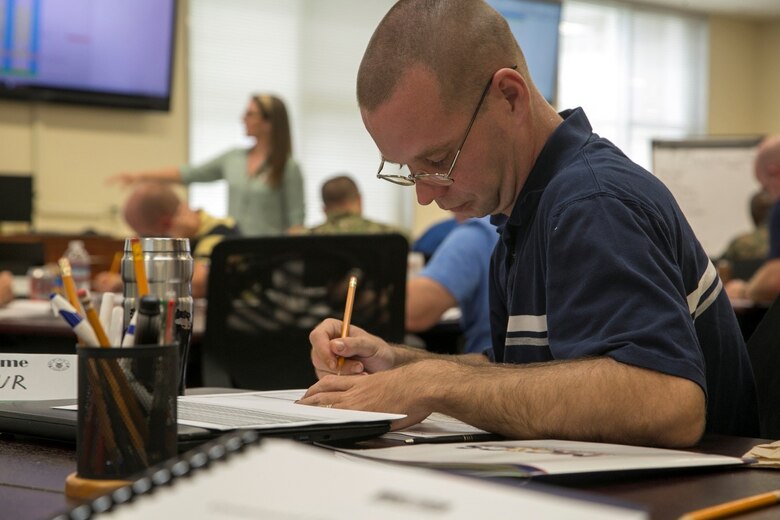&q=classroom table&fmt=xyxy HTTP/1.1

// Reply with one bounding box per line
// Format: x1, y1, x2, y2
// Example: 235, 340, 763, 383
2, 432, 779, 519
